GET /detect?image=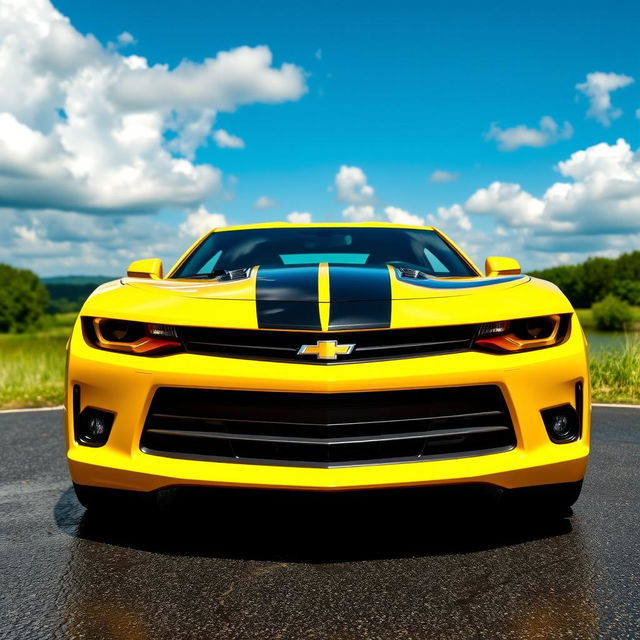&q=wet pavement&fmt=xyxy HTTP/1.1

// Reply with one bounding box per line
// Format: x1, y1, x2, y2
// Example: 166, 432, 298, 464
0, 406, 639, 639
